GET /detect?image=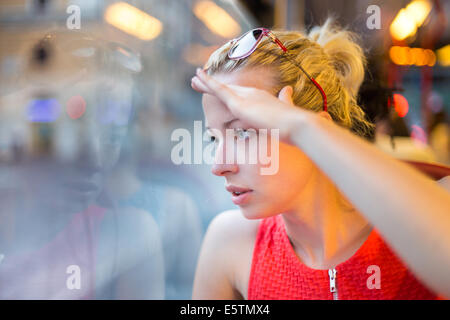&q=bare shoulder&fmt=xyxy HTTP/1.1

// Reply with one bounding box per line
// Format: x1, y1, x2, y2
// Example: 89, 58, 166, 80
437, 175, 450, 192
208, 209, 260, 245
102, 206, 160, 242
99, 206, 162, 266
96, 206, 164, 297
192, 209, 260, 299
